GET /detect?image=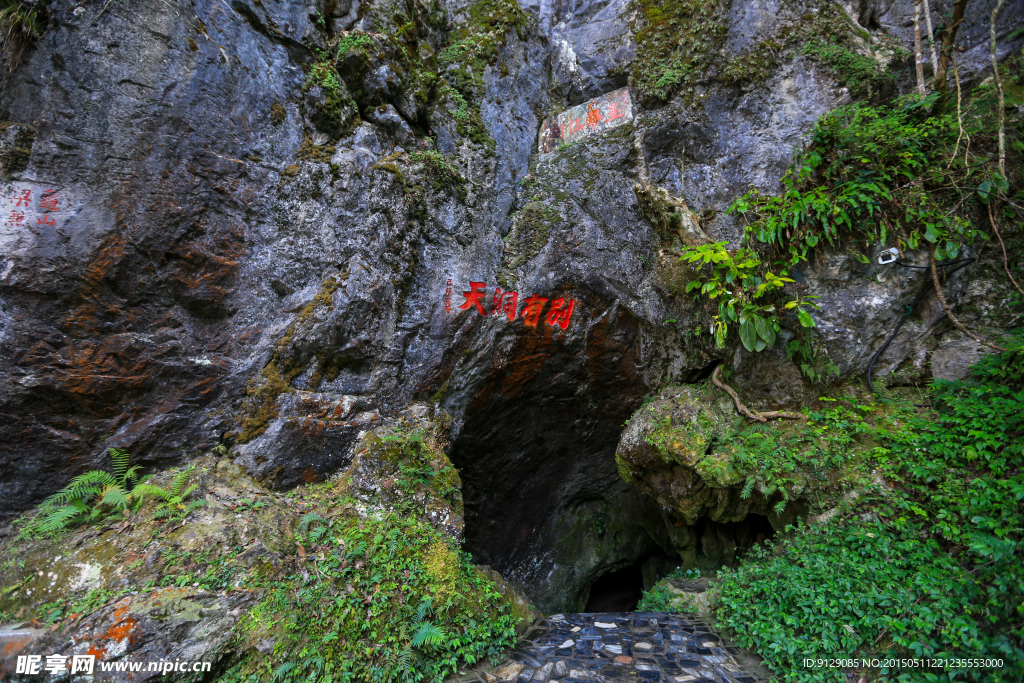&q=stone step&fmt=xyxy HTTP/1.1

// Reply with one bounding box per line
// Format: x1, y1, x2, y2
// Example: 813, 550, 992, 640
447, 612, 770, 683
